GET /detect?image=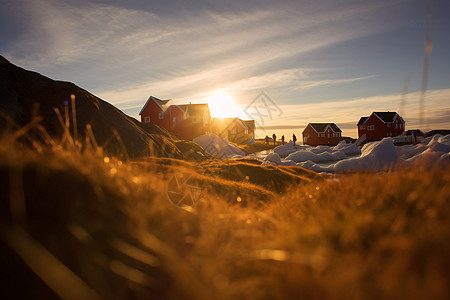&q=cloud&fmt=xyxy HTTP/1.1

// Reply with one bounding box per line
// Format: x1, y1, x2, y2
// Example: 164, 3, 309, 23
5, 0, 437, 140
3, 0, 402, 96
